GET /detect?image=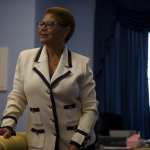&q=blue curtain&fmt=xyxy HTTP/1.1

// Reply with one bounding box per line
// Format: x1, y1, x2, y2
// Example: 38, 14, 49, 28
94, 1, 150, 138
